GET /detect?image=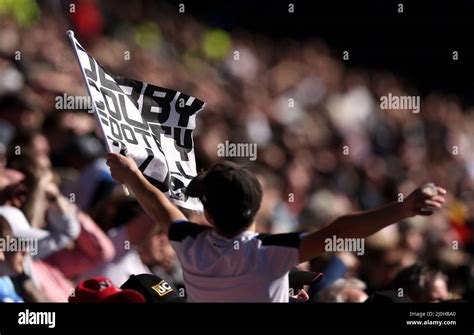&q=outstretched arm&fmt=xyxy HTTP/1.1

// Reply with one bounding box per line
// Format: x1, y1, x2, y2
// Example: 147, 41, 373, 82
299, 185, 446, 262
106, 153, 186, 234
